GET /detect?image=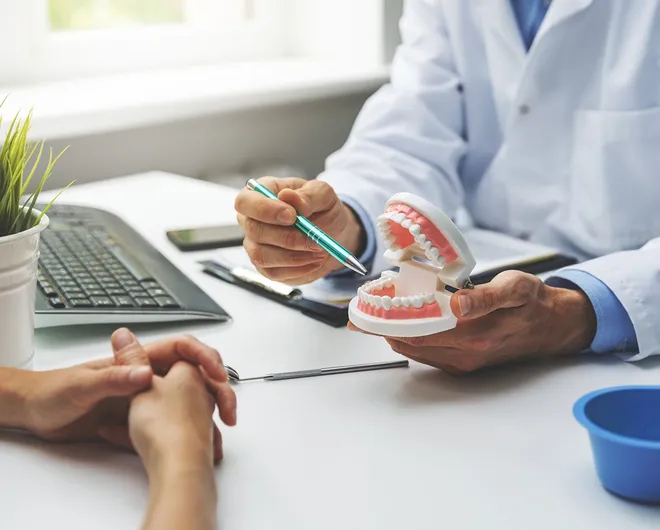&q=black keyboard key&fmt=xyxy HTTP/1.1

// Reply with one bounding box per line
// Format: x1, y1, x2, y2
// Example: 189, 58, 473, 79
84, 288, 106, 297
69, 298, 92, 307
57, 280, 78, 289
126, 286, 147, 296
140, 280, 160, 288
38, 282, 58, 297
147, 287, 168, 297
63, 287, 84, 297
134, 297, 158, 308
91, 296, 115, 307
154, 297, 180, 308
112, 296, 135, 307
106, 288, 127, 296
48, 296, 66, 309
